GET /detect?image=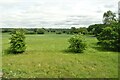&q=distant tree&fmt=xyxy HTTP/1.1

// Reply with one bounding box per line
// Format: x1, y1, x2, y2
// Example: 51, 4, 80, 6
33, 28, 37, 34
62, 31, 66, 33
78, 27, 88, 35
87, 24, 106, 36
103, 10, 117, 24
70, 27, 79, 34
2, 28, 13, 33
37, 28, 45, 34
